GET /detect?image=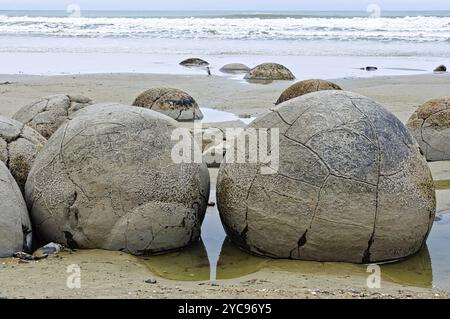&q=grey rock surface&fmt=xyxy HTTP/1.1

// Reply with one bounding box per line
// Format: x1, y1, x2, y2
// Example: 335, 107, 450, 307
13, 94, 93, 139
133, 88, 203, 121
276, 79, 342, 105
217, 90, 435, 263
220, 63, 251, 74
0, 116, 46, 192
25, 103, 210, 255
407, 97, 450, 161
0, 161, 32, 257
244, 63, 295, 81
